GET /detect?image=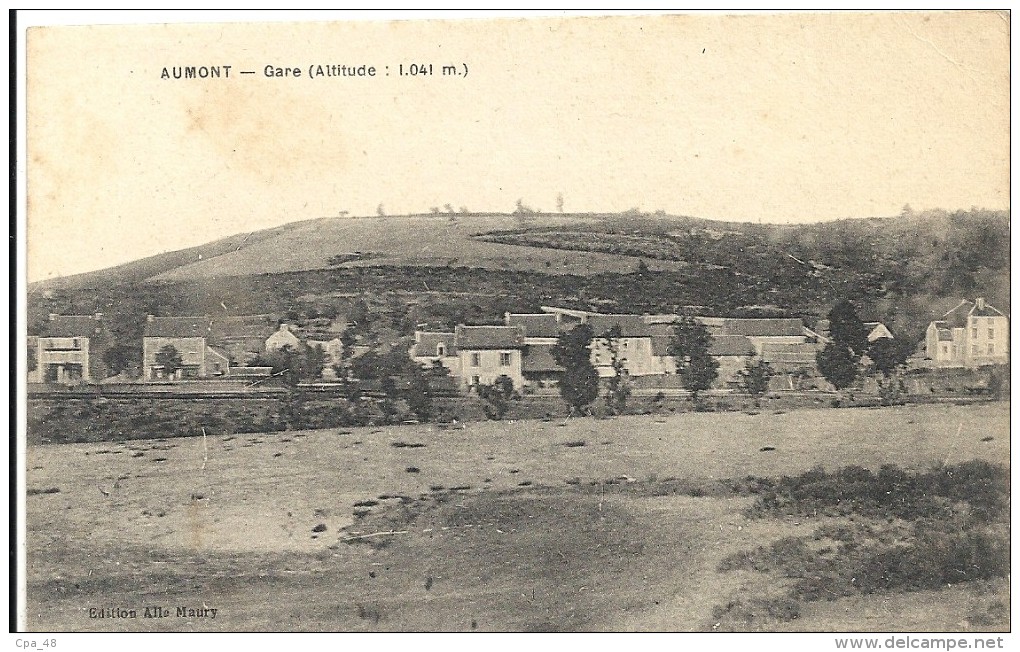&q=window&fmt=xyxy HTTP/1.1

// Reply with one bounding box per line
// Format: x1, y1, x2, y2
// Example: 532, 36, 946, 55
942, 345, 949, 355
972, 328, 978, 339
988, 328, 994, 340
988, 344, 995, 355
436, 343, 446, 357
499, 352, 511, 366
471, 353, 480, 367
72, 338, 80, 348
470, 375, 480, 386
972, 345, 978, 356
